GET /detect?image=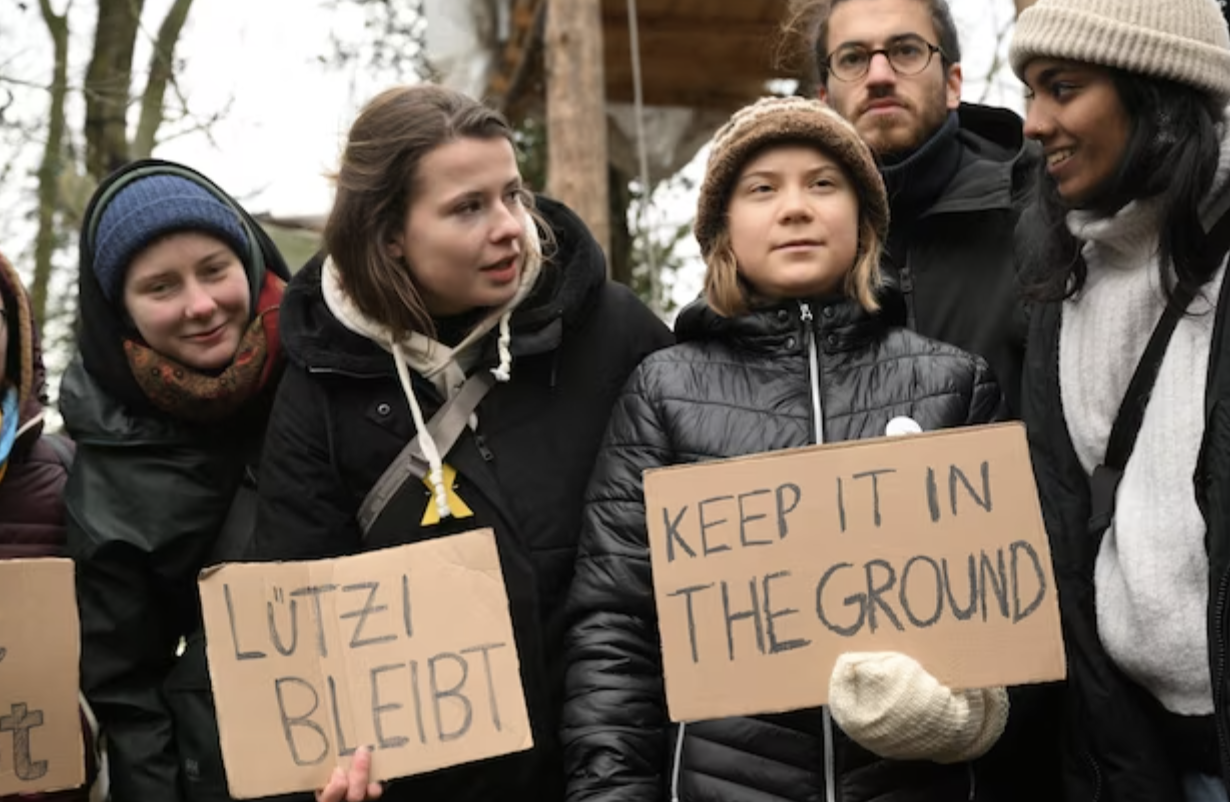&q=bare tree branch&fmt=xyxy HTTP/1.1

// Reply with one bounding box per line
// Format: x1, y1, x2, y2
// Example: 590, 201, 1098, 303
132, 0, 193, 159
32, 0, 71, 324
84, 0, 144, 179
